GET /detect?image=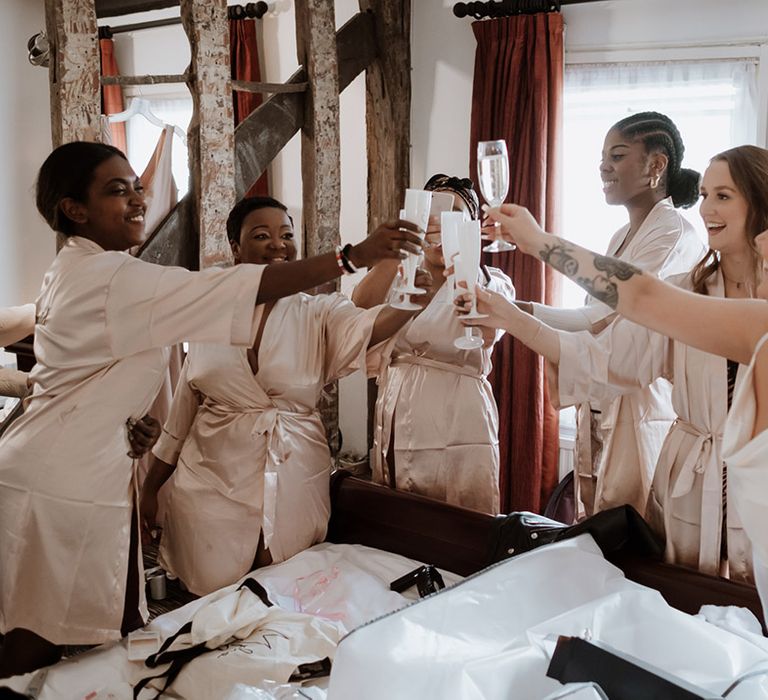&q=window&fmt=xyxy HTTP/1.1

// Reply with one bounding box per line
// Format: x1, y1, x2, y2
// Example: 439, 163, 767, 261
558, 57, 759, 435
560, 58, 759, 309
